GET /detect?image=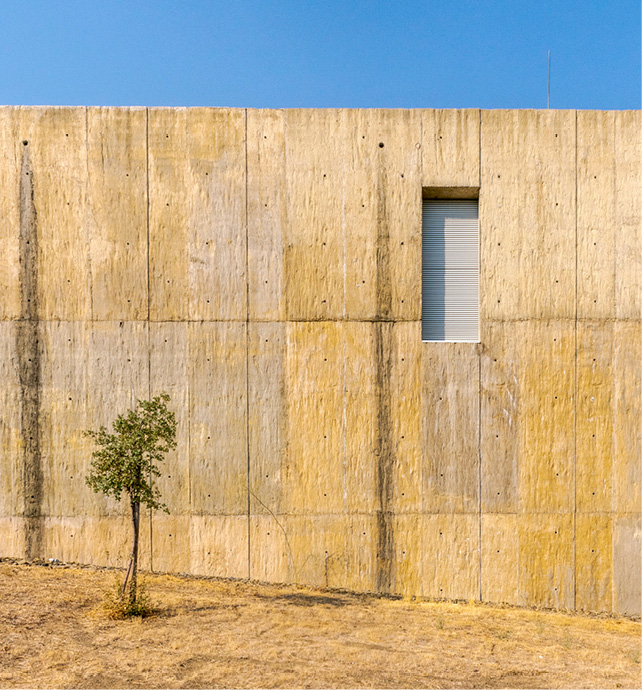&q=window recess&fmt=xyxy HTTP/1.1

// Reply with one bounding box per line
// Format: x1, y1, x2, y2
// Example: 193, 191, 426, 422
422, 198, 479, 343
